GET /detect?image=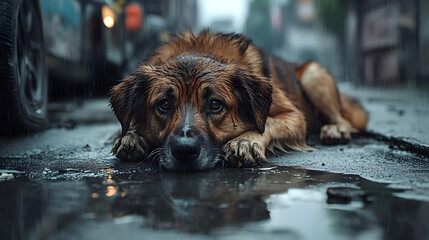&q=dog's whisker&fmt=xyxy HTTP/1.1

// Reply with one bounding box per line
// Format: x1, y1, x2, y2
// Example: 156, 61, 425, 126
148, 148, 162, 156
148, 154, 160, 163
217, 154, 228, 167
137, 148, 163, 165
147, 148, 163, 164
148, 151, 160, 159
150, 154, 161, 164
